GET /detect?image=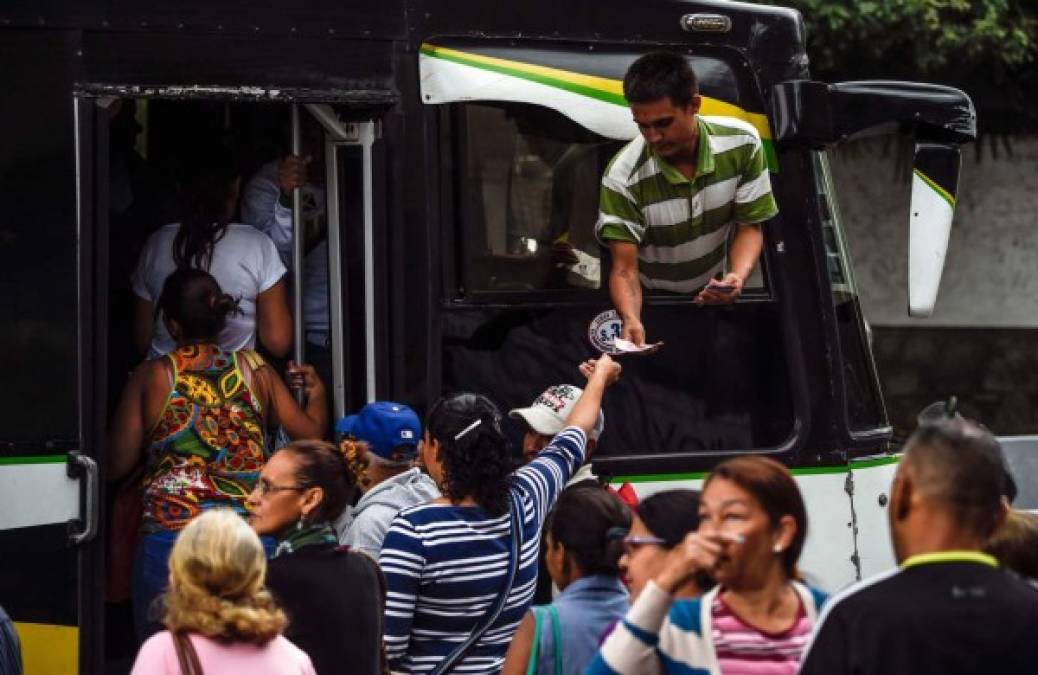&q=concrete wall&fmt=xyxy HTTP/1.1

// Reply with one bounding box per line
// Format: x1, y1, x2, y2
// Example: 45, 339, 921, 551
829, 136, 1038, 327
826, 136, 1038, 434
